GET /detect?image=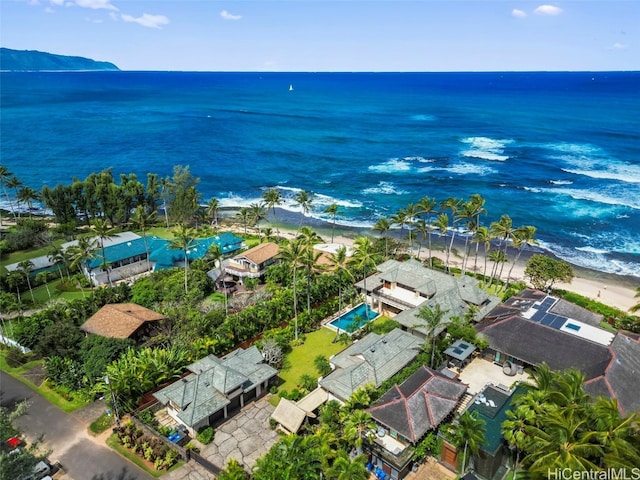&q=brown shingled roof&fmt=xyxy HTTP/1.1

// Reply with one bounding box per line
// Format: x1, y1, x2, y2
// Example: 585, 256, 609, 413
80, 303, 166, 339
236, 242, 279, 265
